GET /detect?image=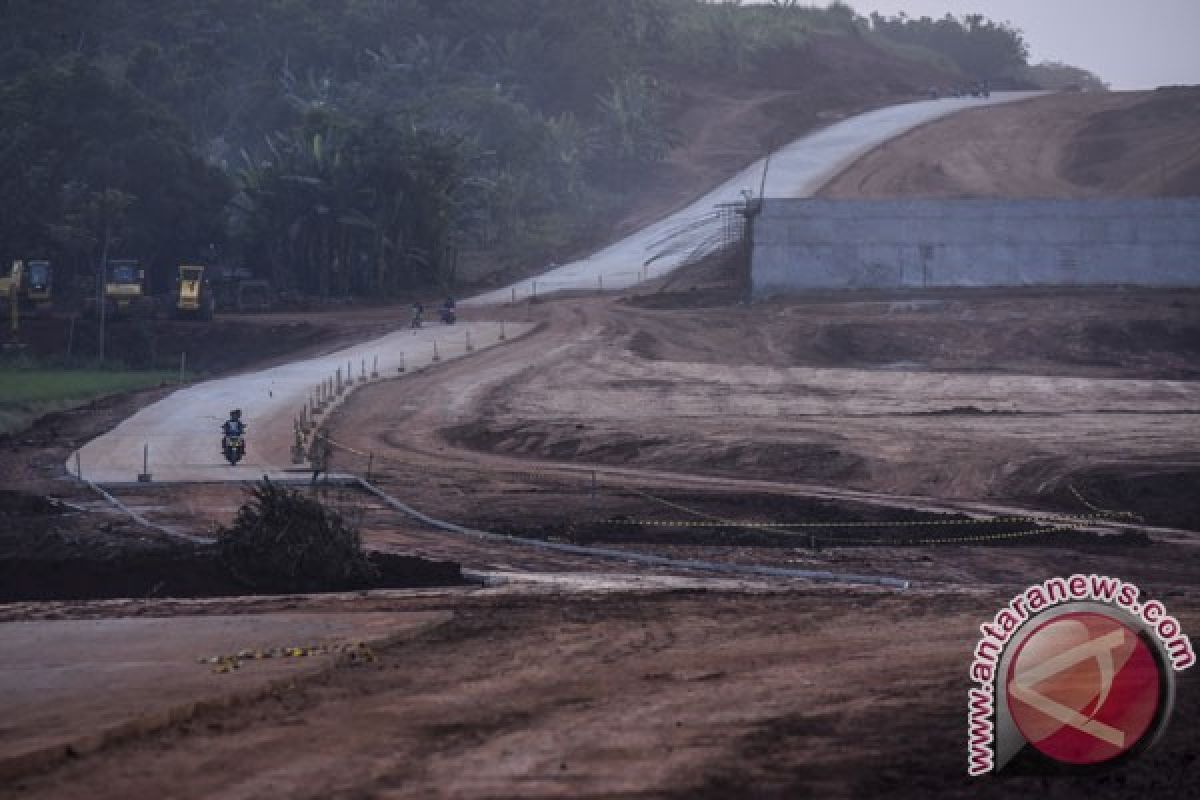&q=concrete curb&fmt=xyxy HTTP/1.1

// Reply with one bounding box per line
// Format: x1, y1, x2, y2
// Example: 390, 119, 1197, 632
353, 479, 912, 590
84, 480, 209, 544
